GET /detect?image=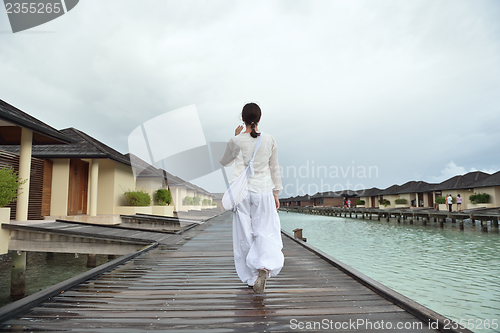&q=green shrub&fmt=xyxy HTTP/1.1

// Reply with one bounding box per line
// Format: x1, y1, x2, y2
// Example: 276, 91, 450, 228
395, 198, 408, 205
434, 196, 446, 204
469, 193, 490, 204
357, 200, 365, 205
154, 189, 172, 206
124, 190, 151, 206
0, 165, 26, 207
193, 196, 201, 206
202, 199, 212, 206
379, 198, 390, 207
183, 196, 193, 205
212, 201, 217, 206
